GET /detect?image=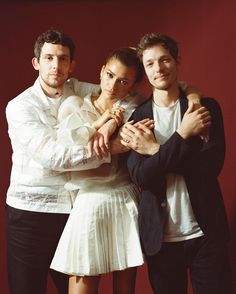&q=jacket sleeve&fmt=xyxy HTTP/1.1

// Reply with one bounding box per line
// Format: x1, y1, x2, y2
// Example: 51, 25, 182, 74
6, 99, 110, 172
178, 98, 225, 177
